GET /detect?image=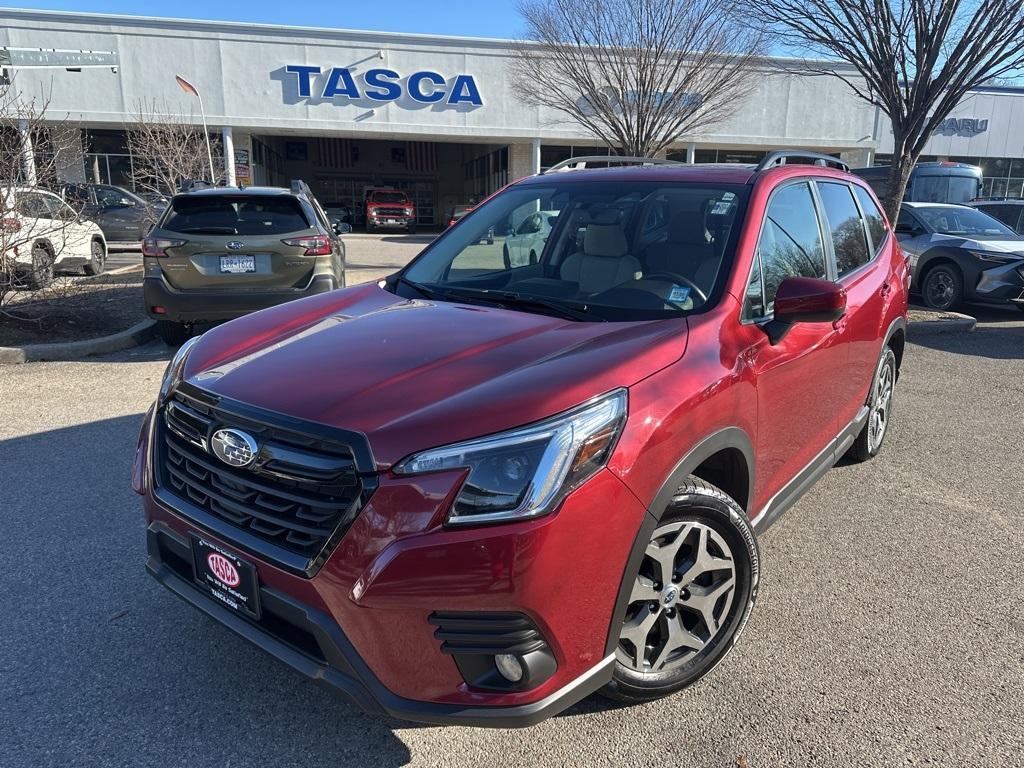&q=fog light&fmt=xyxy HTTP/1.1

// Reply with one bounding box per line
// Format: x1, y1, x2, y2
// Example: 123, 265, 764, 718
494, 653, 524, 682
